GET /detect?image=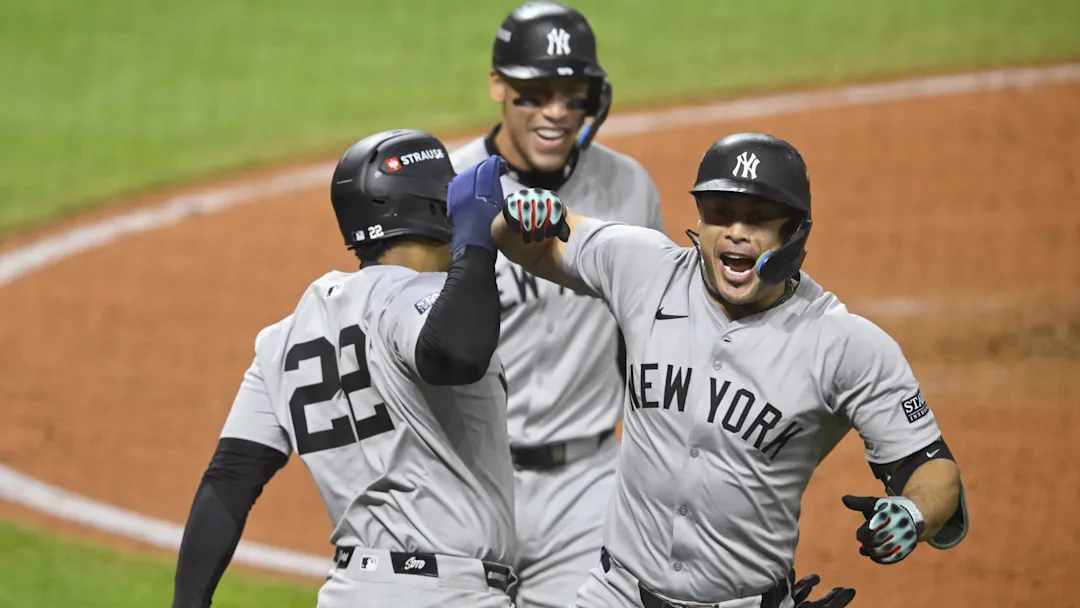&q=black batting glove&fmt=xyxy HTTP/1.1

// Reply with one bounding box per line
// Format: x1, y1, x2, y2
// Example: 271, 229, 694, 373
792, 573, 856, 608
